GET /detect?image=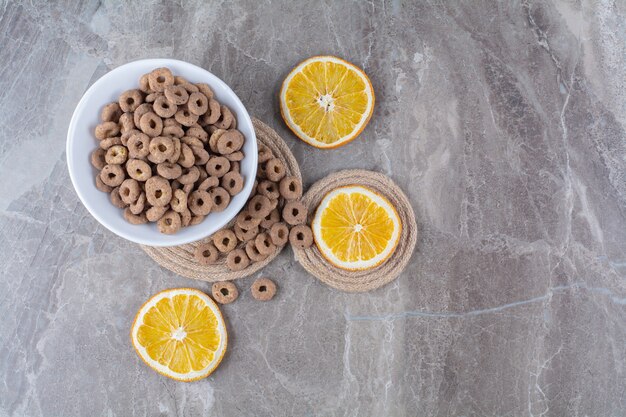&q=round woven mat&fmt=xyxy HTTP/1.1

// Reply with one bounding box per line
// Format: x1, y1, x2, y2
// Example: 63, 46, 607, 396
141, 118, 301, 282
292, 170, 418, 292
